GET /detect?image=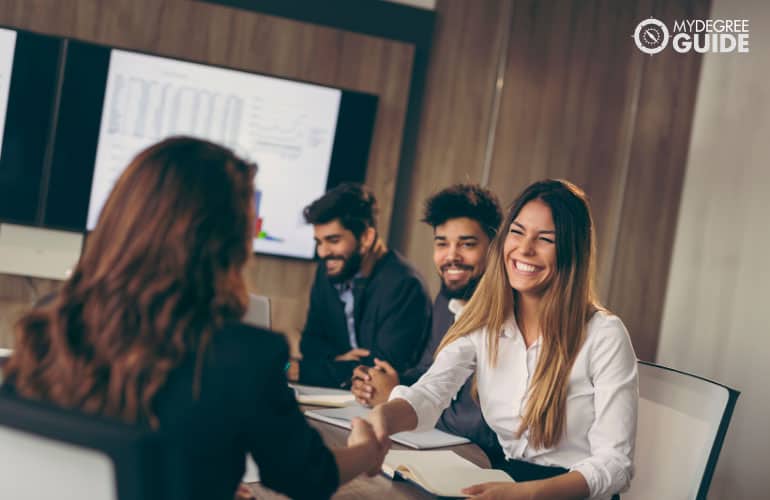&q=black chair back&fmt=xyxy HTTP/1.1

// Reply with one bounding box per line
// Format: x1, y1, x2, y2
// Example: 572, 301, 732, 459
0, 392, 189, 500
